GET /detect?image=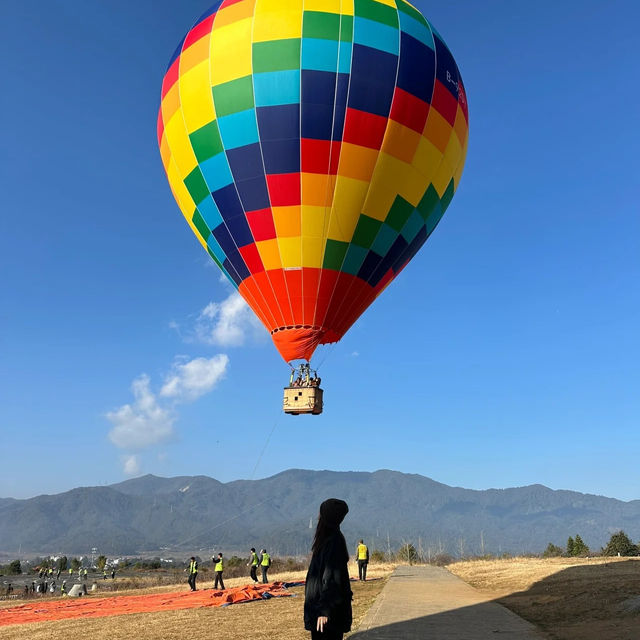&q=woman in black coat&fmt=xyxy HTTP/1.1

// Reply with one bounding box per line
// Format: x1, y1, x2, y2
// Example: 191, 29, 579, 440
304, 498, 353, 640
